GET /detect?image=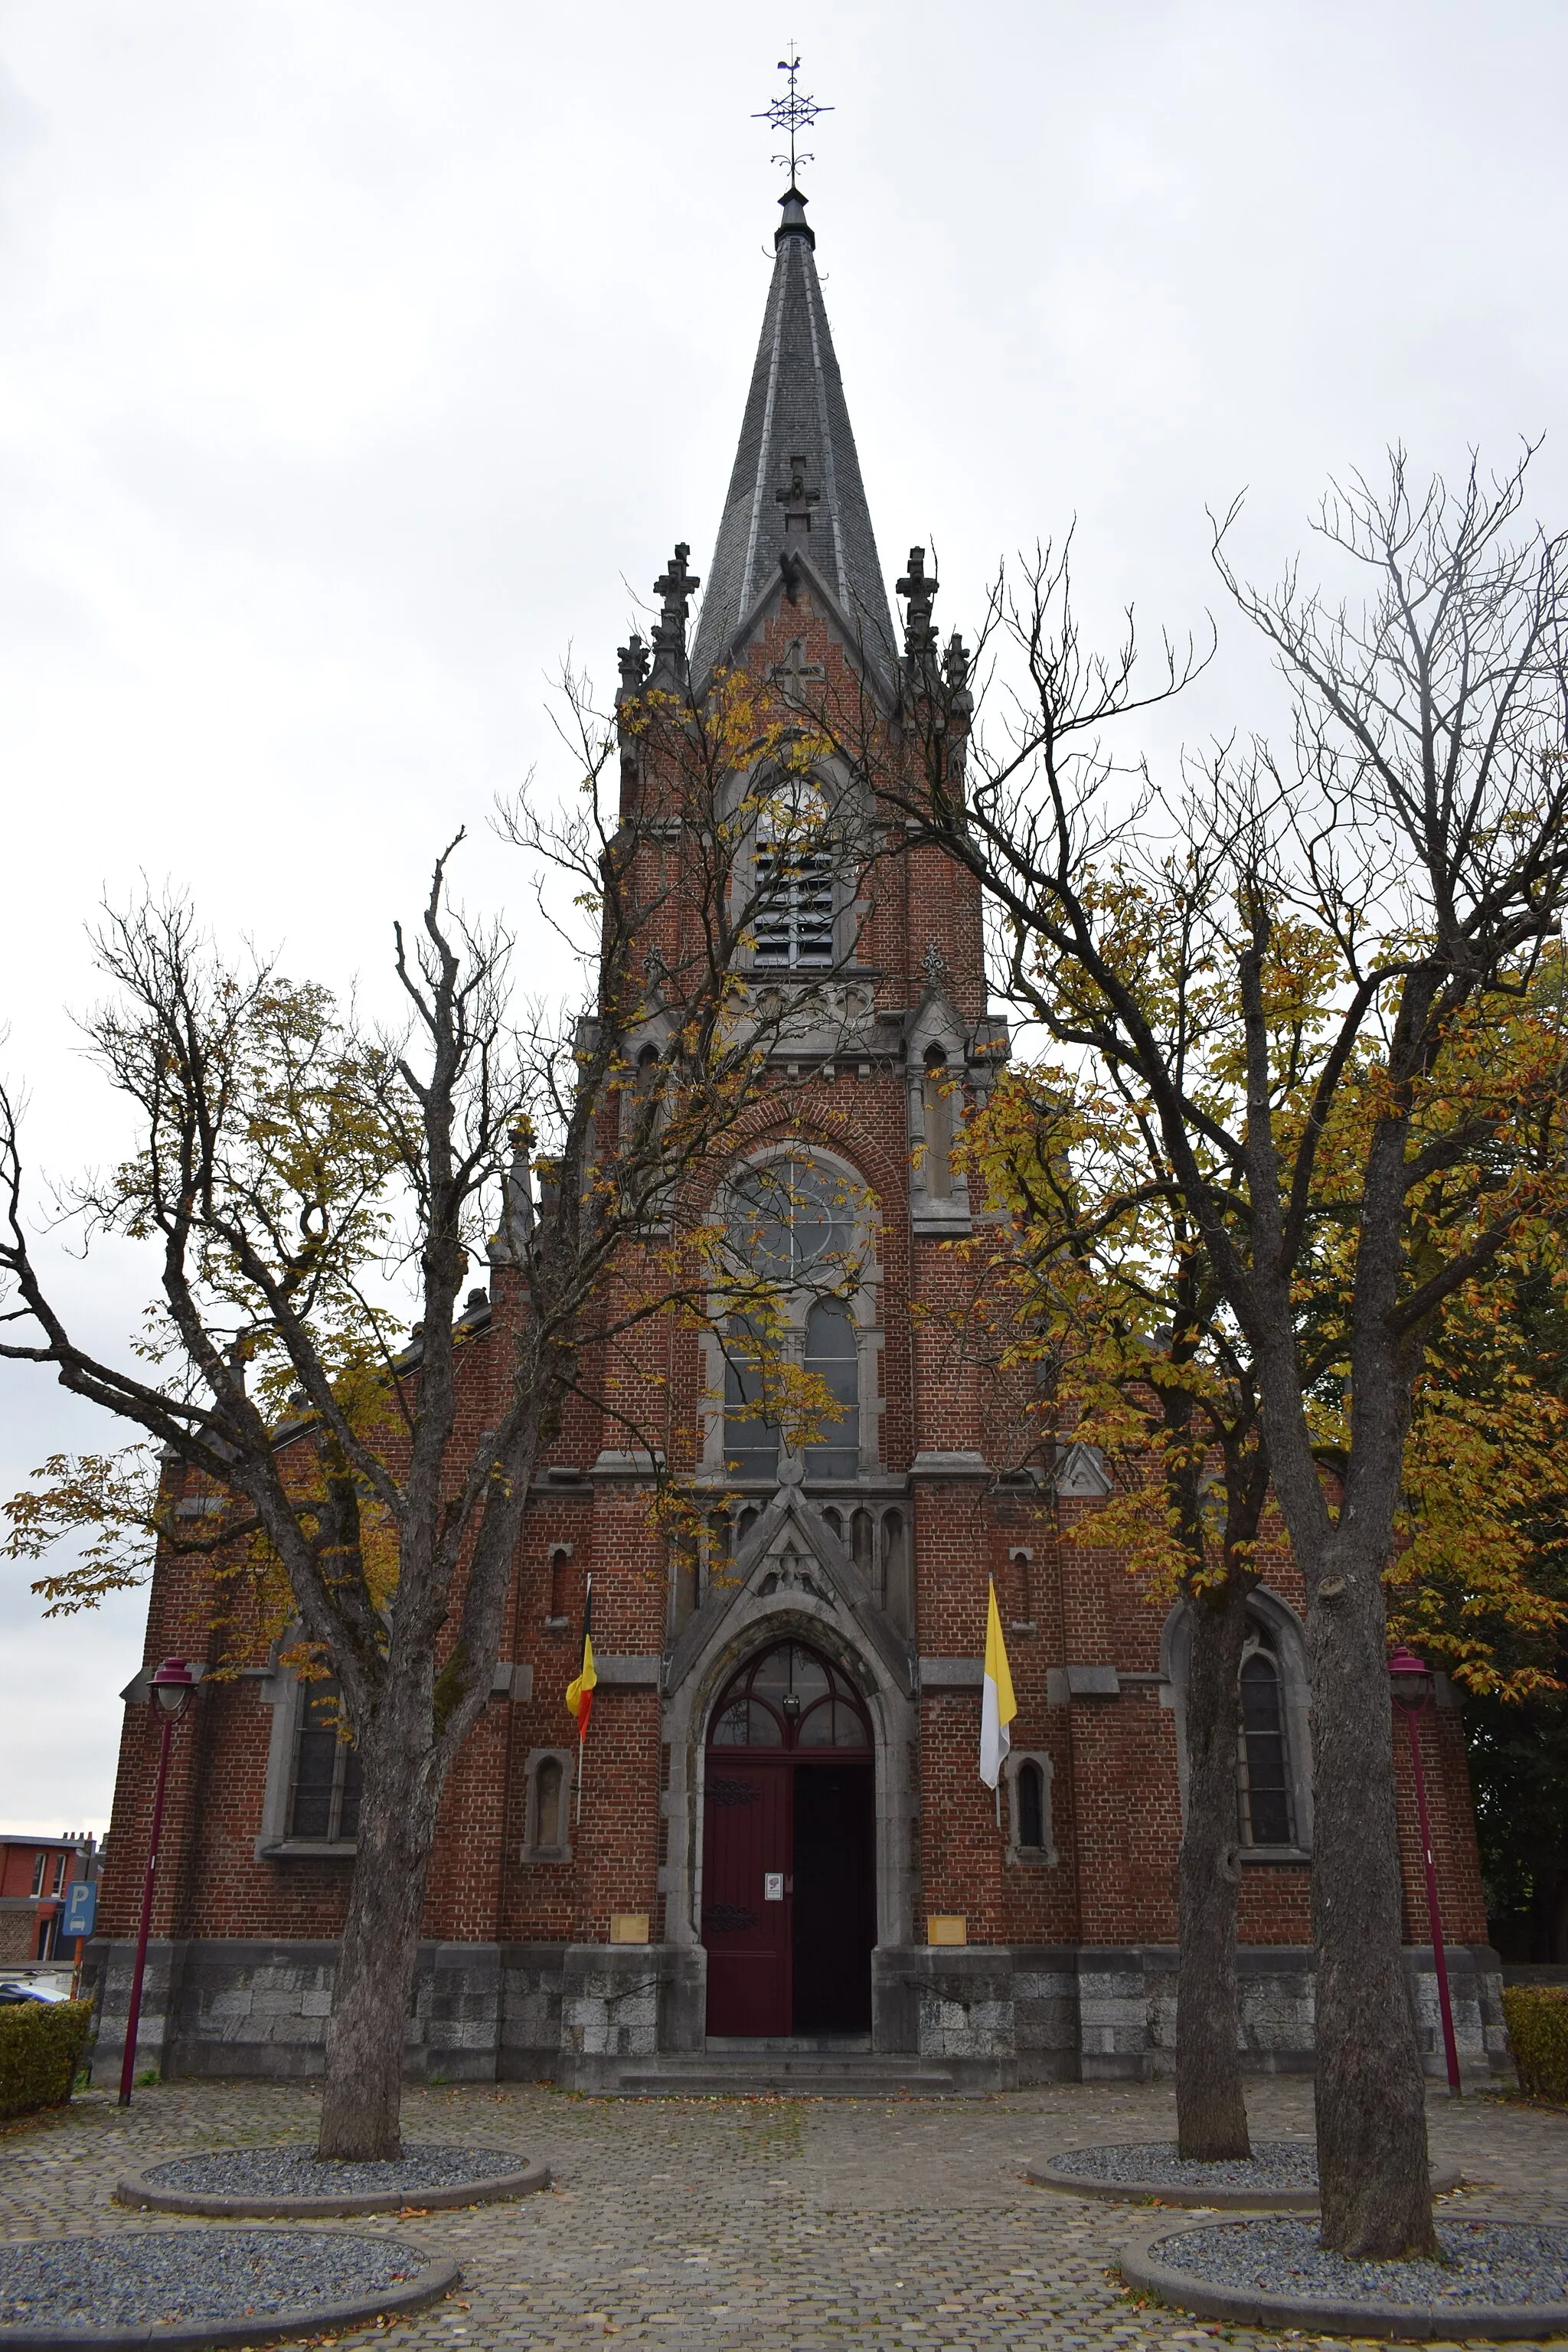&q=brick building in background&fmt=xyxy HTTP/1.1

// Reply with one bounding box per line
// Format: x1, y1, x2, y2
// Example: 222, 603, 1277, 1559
0, 1836, 96, 1968
87, 181, 1507, 2092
